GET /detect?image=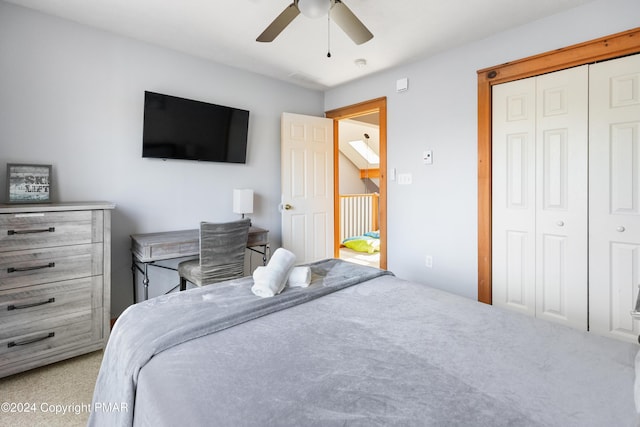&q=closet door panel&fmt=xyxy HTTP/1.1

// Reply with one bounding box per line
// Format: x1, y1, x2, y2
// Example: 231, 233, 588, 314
535, 65, 588, 329
610, 123, 640, 214
589, 54, 640, 342
492, 78, 536, 316
611, 244, 640, 334
539, 234, 567, 316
